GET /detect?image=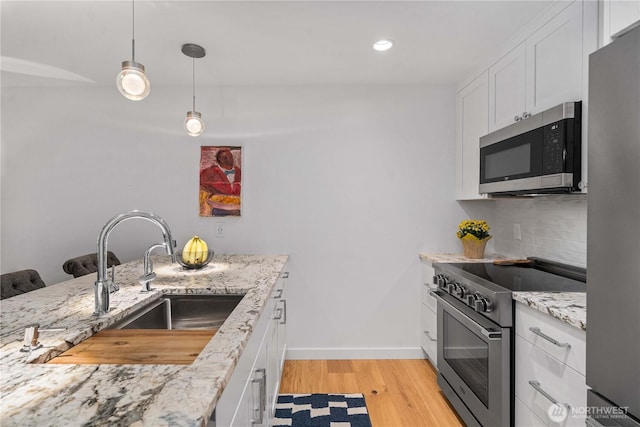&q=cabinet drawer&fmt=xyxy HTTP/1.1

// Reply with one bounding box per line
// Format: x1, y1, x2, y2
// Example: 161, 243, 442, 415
421, 303, 437, 366
516, 302, 586, 375
516, 336, 587, 426
421, 282, 438, 311
515, 396, 546, 427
